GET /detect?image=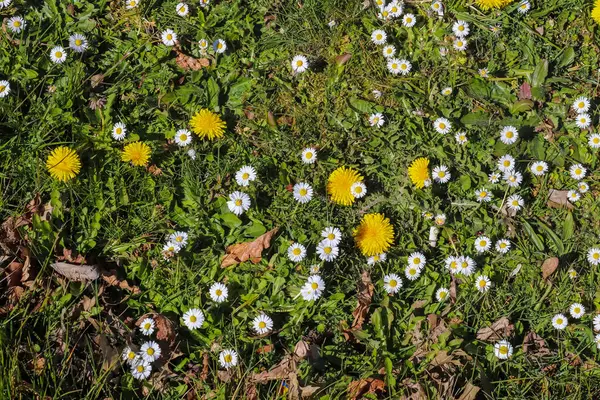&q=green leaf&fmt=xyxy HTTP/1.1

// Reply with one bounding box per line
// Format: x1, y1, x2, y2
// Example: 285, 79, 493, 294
510, 99, 534, 114
244, 221, 266, 238
348, 97, 374, 114
531, 59, 549, 87
207, 77, 220, 109
521, 220, 544, 252
536, 220, 565, 255
556, 47, 575, 69
563, 212, 575, 241
460, 111, 490, 126
227, 78, 253, 110
219, 213, 242, 229
459, 175, 471, 192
